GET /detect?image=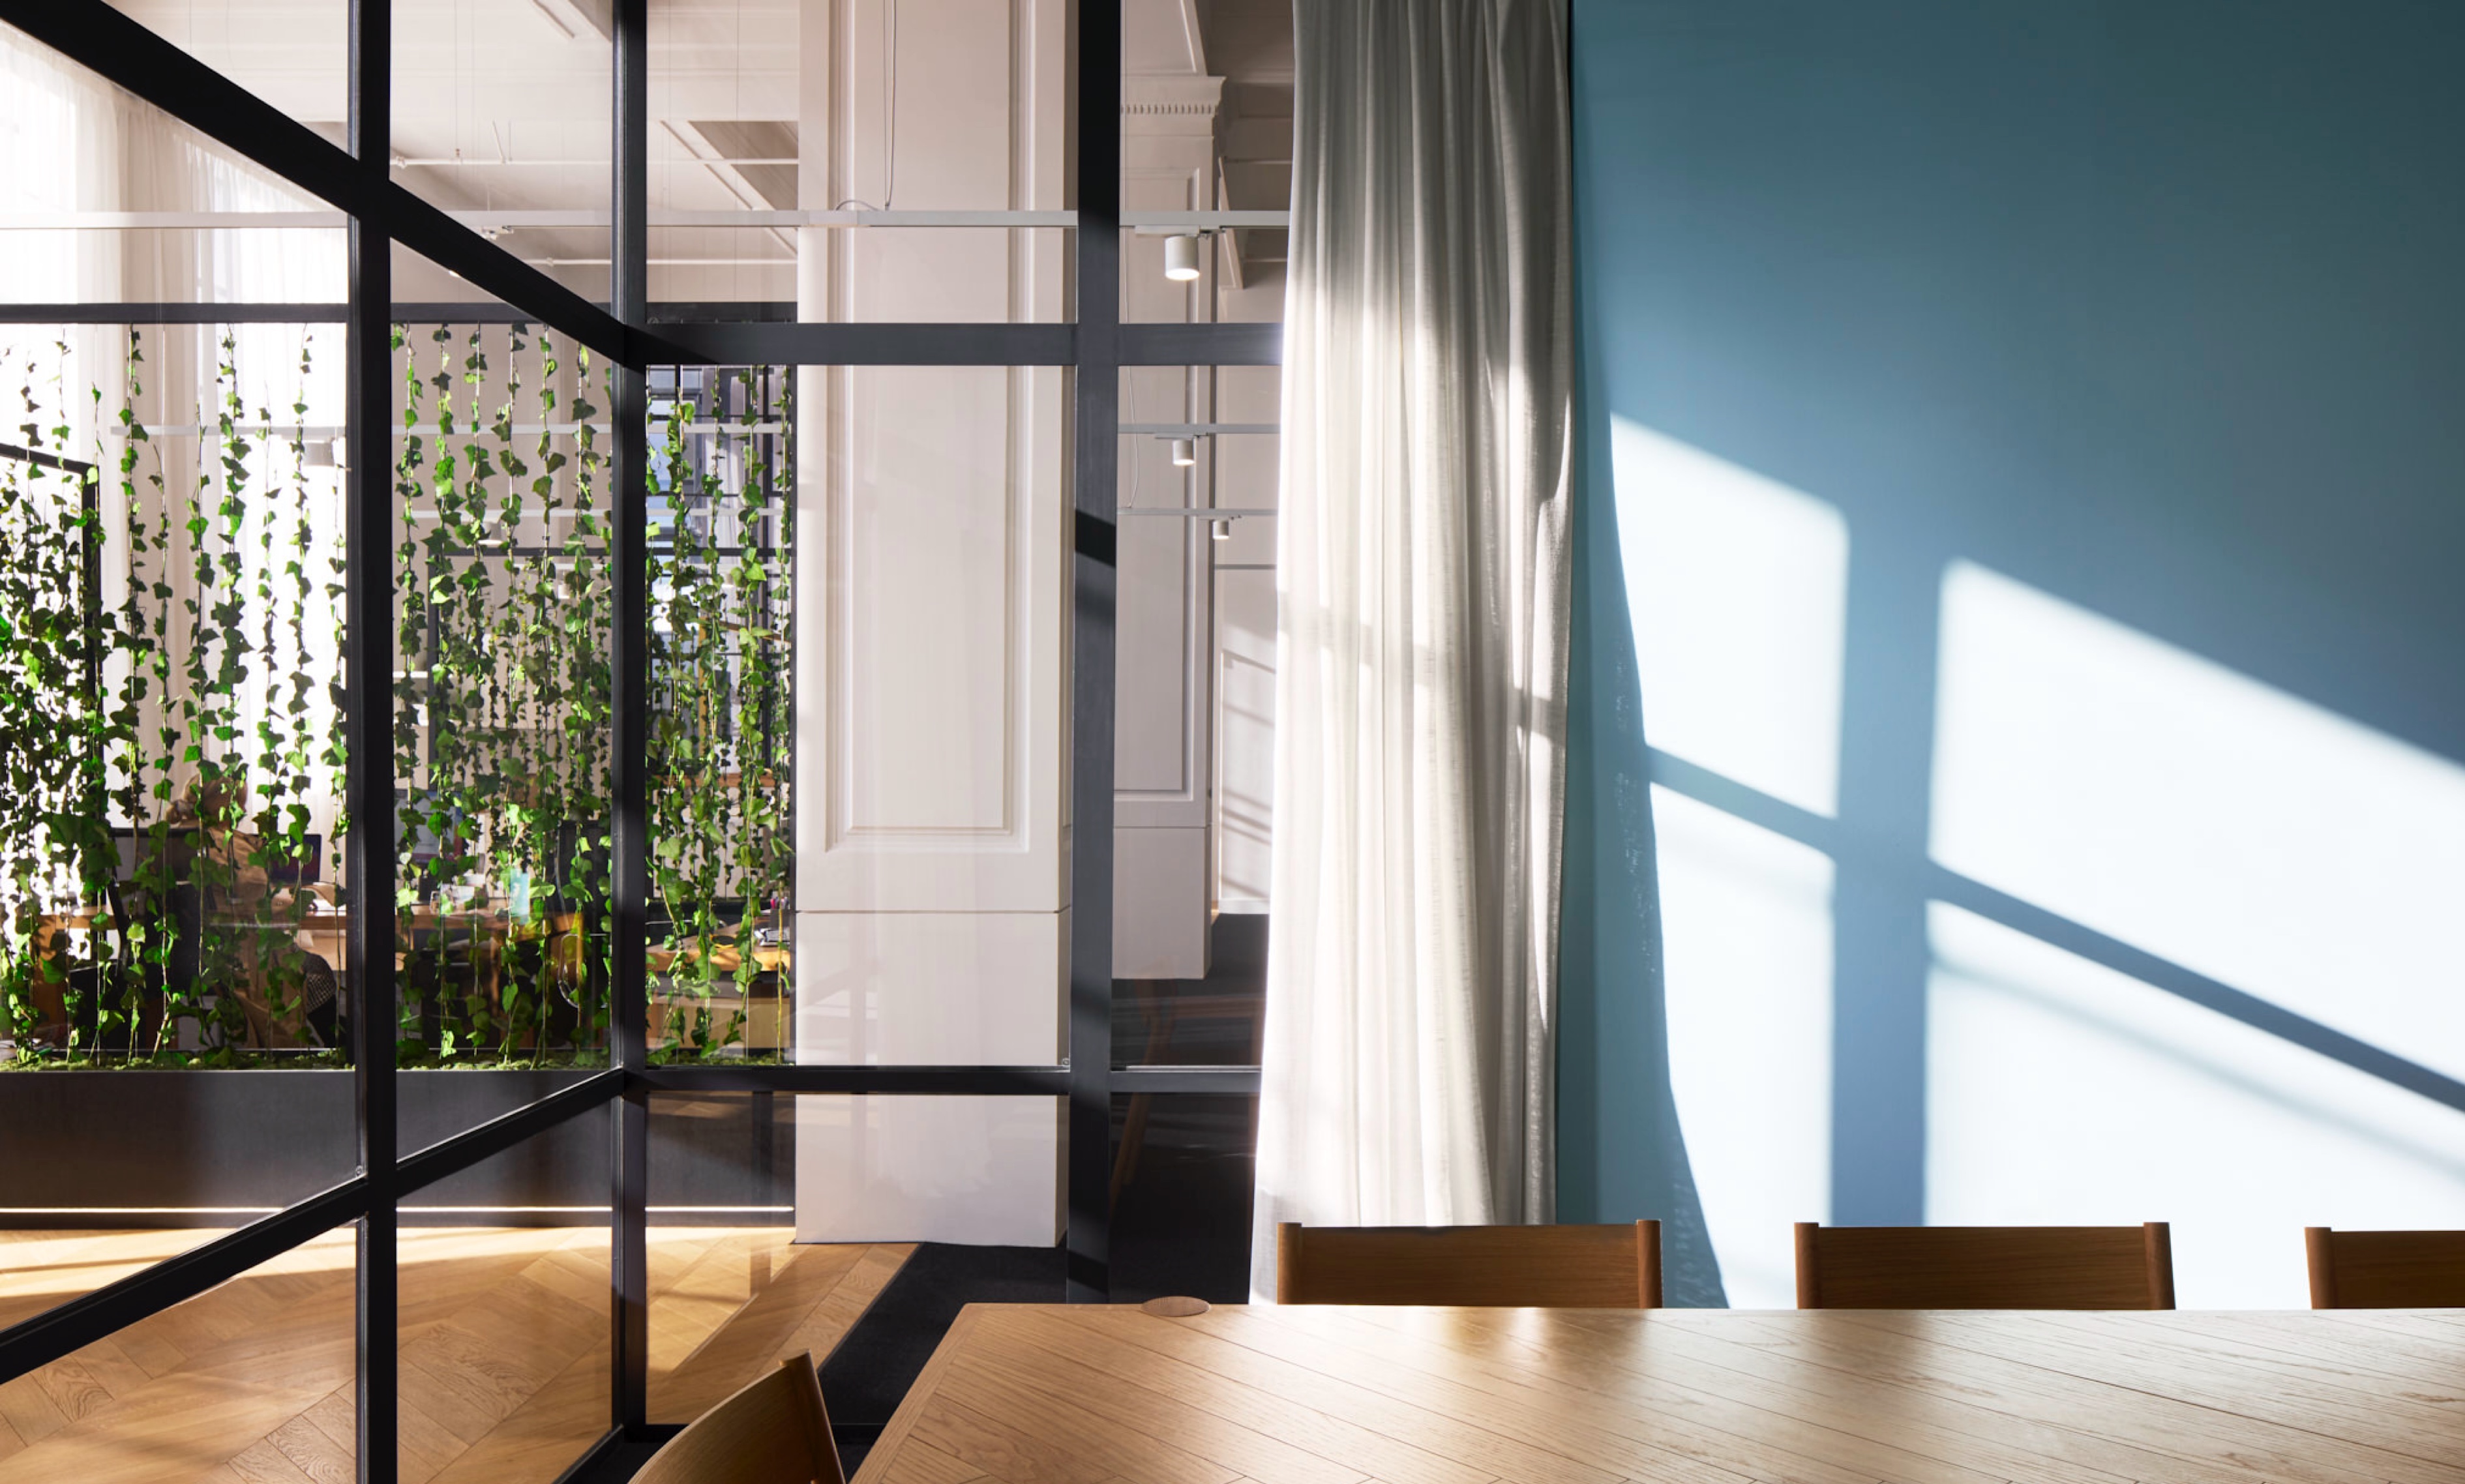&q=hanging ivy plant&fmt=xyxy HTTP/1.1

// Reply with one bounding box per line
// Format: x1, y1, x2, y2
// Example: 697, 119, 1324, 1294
1, 327, 796, 1071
